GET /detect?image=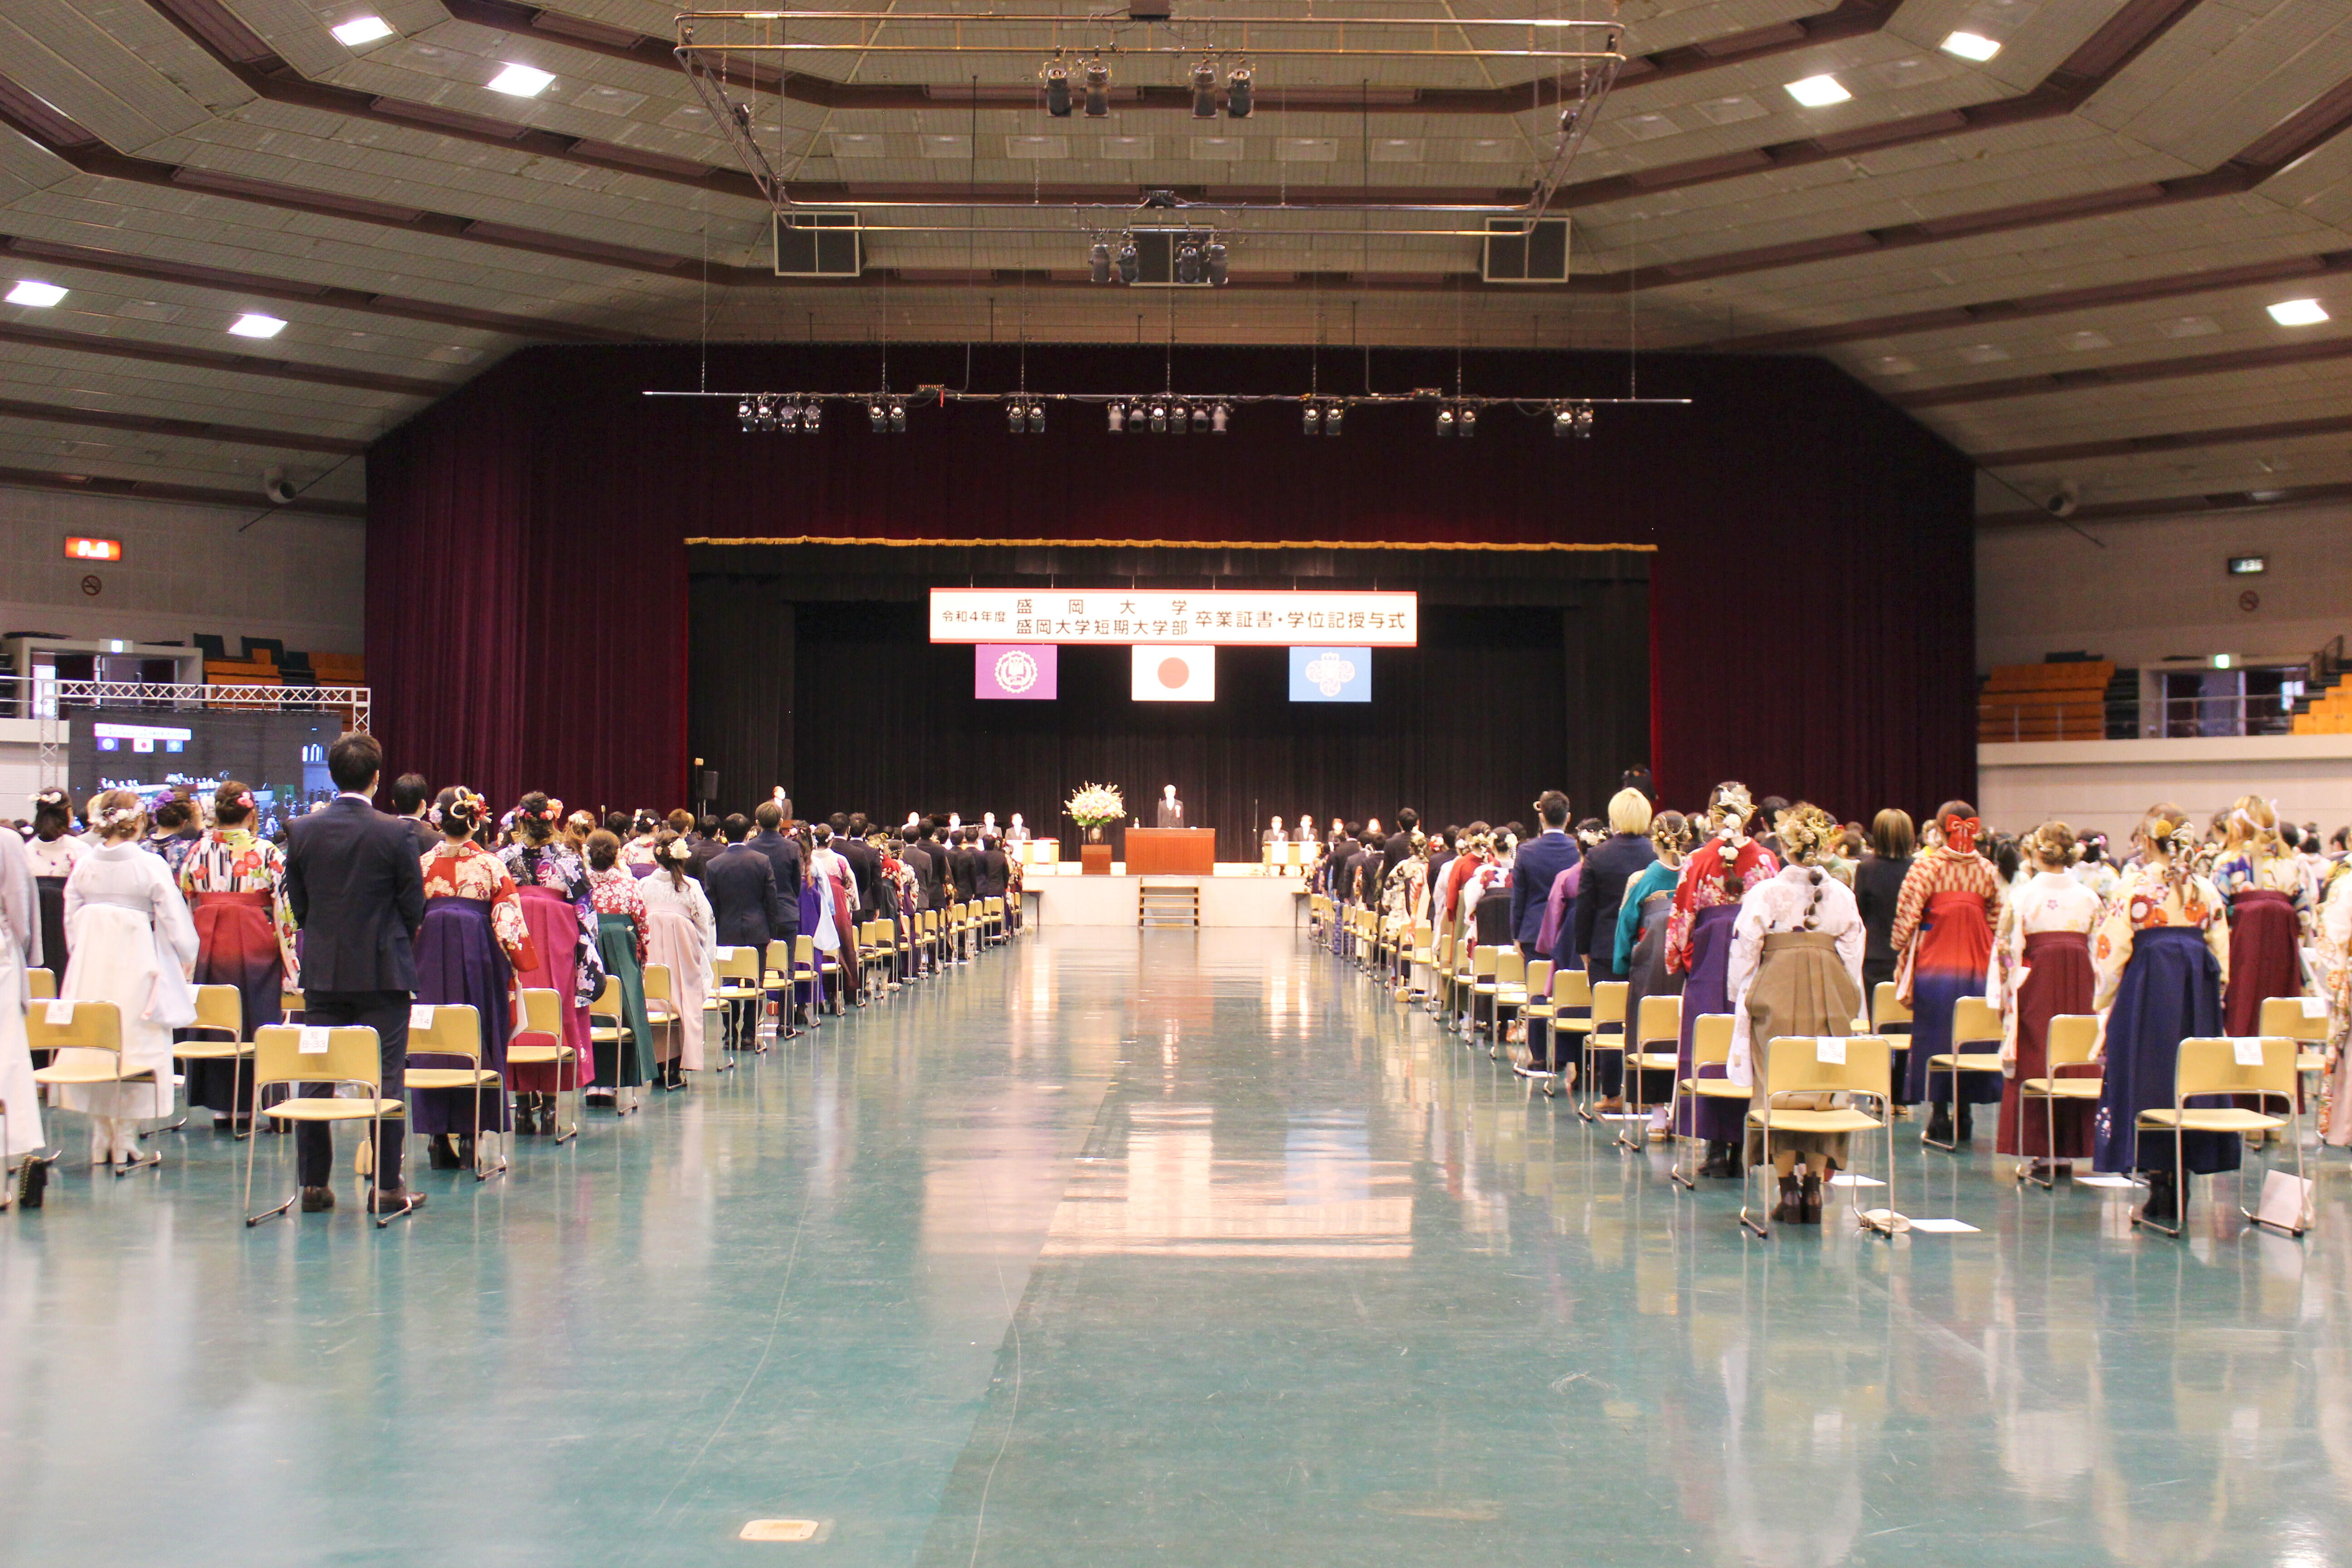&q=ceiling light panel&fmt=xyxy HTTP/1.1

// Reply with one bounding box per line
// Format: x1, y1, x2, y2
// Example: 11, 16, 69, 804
486, 63, 555, 97
5, 280, 67, 307
228, 313, 288, 338
330, 15, 395, 46
1784, 74, 1851, 108
2268, 299, 2329, 326
1940, 32, 2001, 62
